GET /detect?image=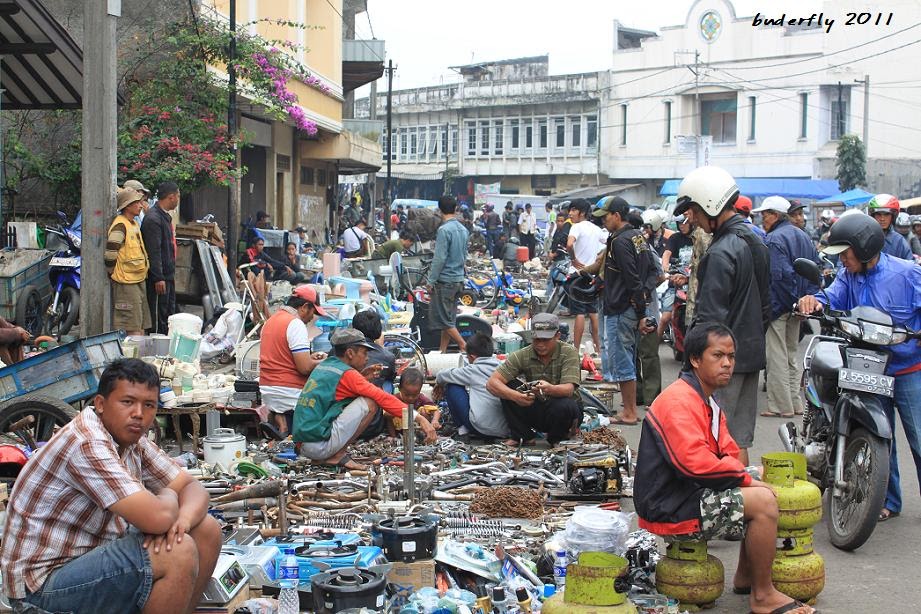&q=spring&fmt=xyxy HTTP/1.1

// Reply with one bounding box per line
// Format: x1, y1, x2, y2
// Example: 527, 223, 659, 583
300, 511, 361, 530
444, 517, 503, 531
445, 525, 503, 538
